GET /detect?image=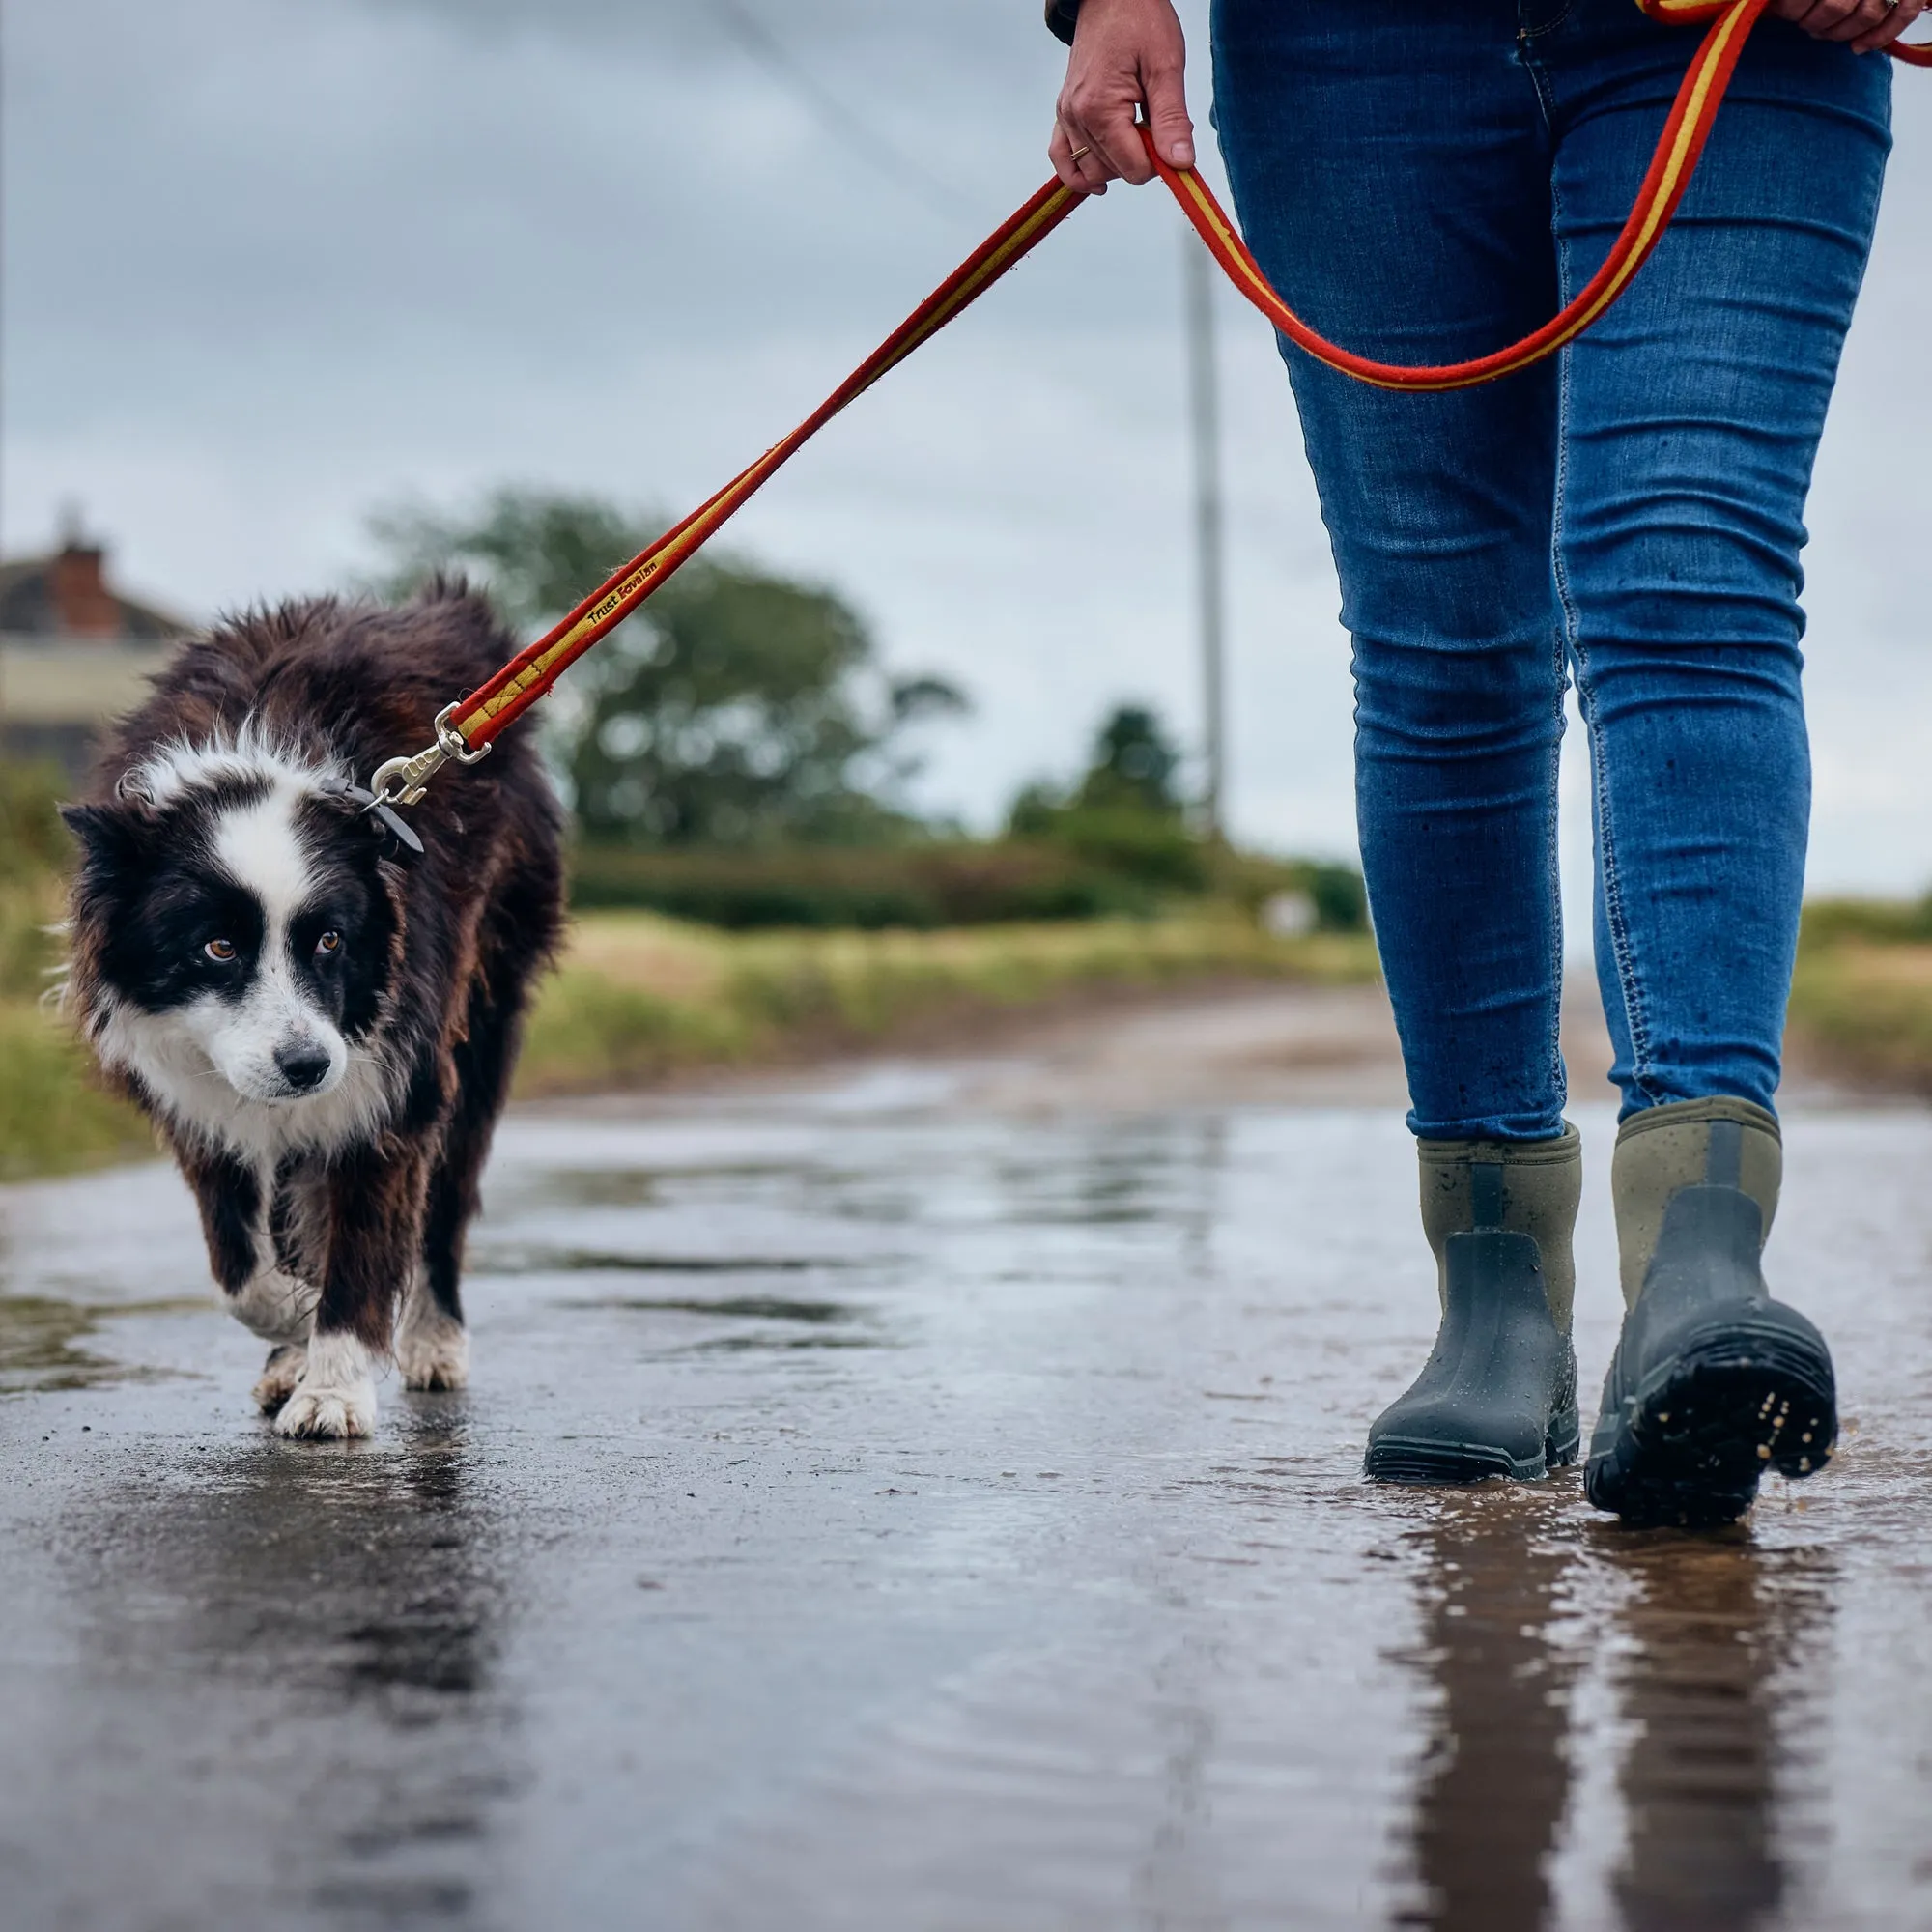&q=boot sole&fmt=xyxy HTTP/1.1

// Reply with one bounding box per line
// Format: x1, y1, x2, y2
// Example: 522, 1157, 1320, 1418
1364, 1401, 1580, 1486
1584, 1318, 1835, 1528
